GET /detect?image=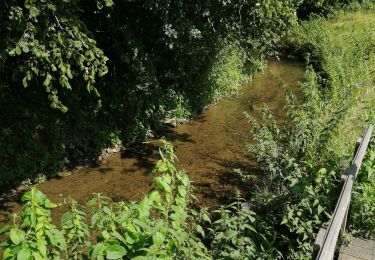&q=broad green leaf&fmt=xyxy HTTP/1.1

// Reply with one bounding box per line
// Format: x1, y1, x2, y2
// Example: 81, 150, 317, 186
112, 231, 126, 244
90, 242, 105, 259
10, 229, 25, 245
15, 46, 22, 55
29, 7, 40, 18
22, 46, 29, 53
73, 41, 82, 48
177, 185, 186, 197
47, 3, 57, 11
152, 231, 165, 246
37, 239, 47, 257
86, 198, 97, 207
17, 247, 31, 260
60, 212, 72, 226
105, 0, 114, 7
106, 244, 127, 259
3, 248, 14, 259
